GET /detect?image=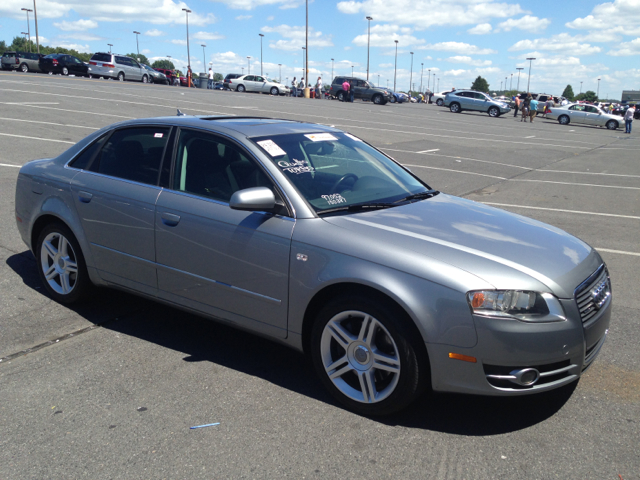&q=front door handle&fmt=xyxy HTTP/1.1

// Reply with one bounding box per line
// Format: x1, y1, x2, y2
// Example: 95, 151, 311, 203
78, 191, 93, 203
161, 212, 181, 227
